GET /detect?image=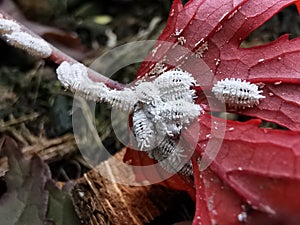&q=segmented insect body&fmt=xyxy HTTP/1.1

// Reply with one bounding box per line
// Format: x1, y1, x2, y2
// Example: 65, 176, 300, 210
157, 139, 191, 175
155, 71, 197, 102
57, 62, 106, 101
160, 89, 196, 102
57, 63, 200, 176
105, 88, 138, 111
148, 137, 176, 161
56, 62, 138, 111
132, 109, 157, 151
179, 161, 193, 176
134, 82, 160, 103
161, 100, 202, 125
211, 78, 265, 108
148, 138, 193, 176
154, 120, 182, 137
130, 69, 201, 176
153, 69, 196, 96
143, 100, 163, 122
